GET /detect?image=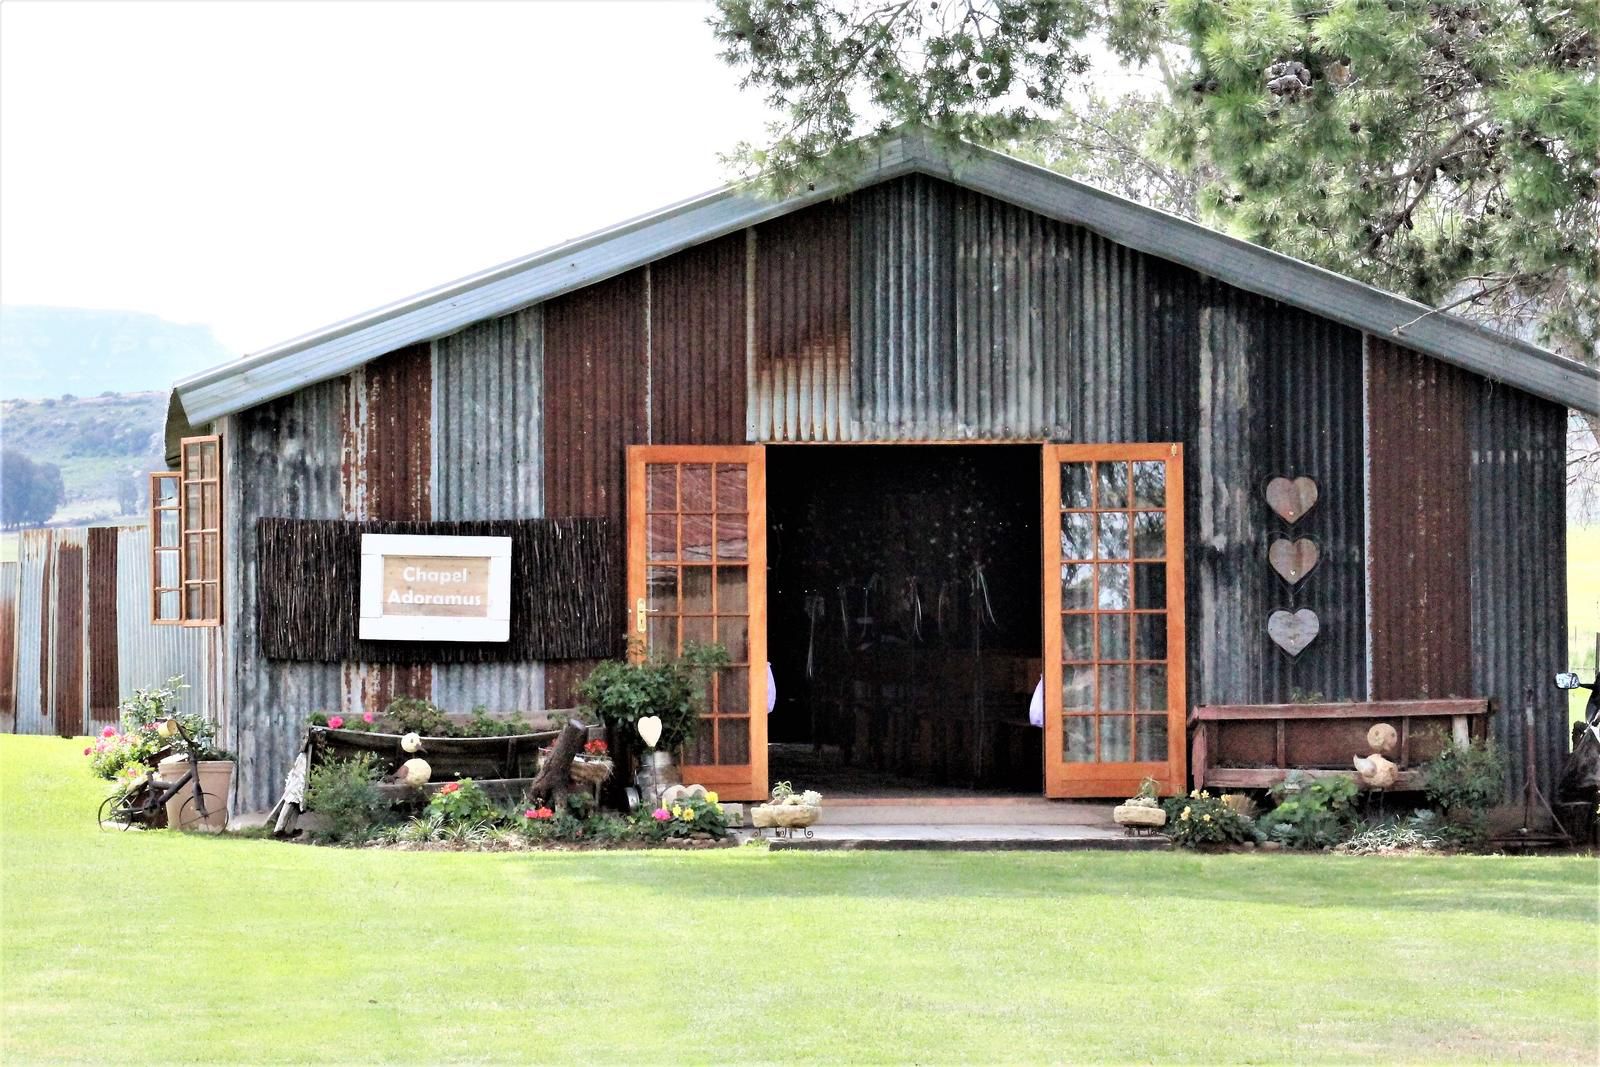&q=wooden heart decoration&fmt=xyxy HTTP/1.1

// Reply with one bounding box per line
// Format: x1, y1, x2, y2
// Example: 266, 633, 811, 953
1268, 538, 1320, 586
1265, 477, 1318, 524
636, 715, 663, 749
1267, 609, 1320, 657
